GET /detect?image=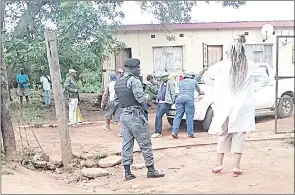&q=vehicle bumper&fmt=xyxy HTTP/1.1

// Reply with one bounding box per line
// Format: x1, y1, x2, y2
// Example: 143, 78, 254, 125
166, 102, 208, 121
